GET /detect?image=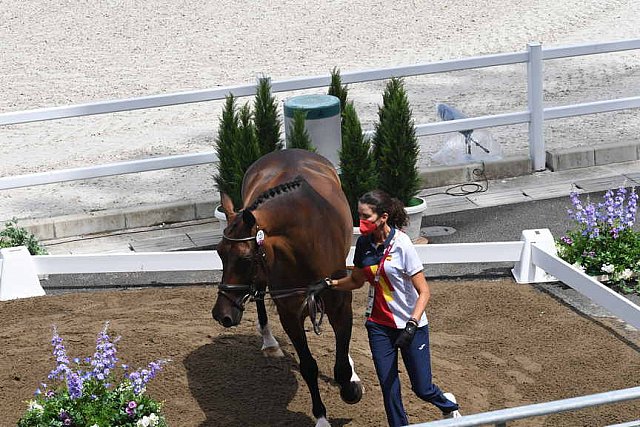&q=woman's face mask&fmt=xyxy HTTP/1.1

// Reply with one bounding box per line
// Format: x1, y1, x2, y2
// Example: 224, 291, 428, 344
359, 218, 378, 235
358, 203, 385, 235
